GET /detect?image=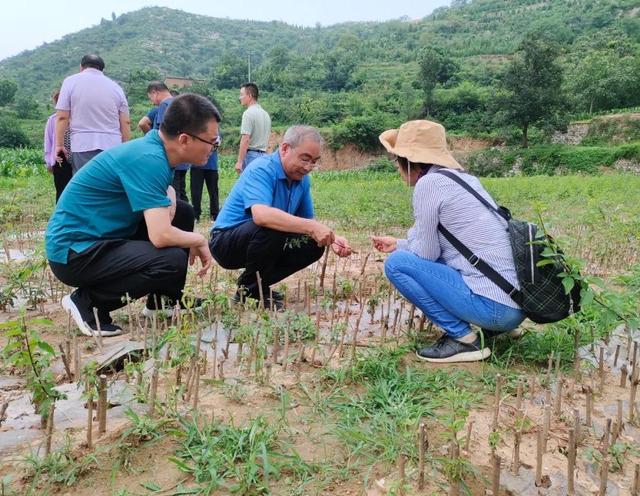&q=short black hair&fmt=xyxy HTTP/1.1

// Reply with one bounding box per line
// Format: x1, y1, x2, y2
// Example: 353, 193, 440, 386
240, 82, 259, 100
161, 93, 222, 137
80, 54, 105, 71
147, 81, 169, 93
